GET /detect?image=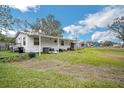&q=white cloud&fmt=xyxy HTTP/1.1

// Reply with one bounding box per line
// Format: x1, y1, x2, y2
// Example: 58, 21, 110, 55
63, 25, 82, 33
63, 6, 124, 40
63, 25, 92, 39
10, 5, 39, 12
79, 6, 124, 33
63, 25, 82, 39
91, 31, 116, 42
1, 29, 17, 37
7, 30, 17, 37
1, 30, 6, 35
1, 0, 40, 12
65, 34, 74, 39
